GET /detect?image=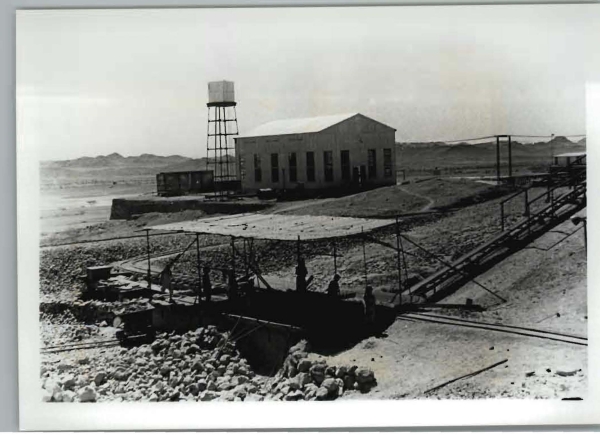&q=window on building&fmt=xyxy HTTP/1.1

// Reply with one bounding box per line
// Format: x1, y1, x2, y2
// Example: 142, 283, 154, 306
341, 150, 350, 181
271, 153, 279, 183
239, 155, 246, 179
324, 151, 334, 182
383, 148, 393, 178
368, 149, 377, 179
306, 152, 315, 182
289, 153, 297, 183
253, 154, 262, 182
